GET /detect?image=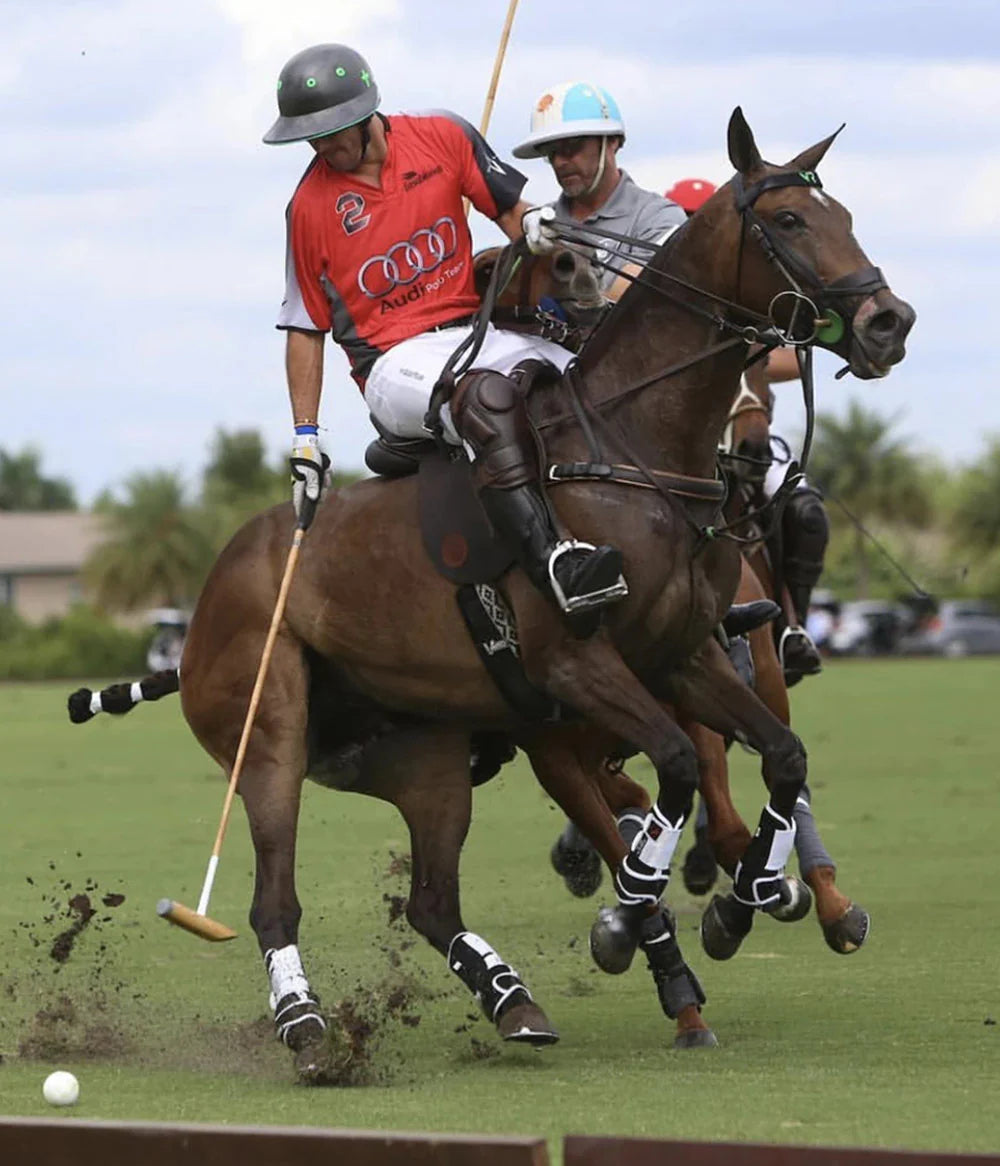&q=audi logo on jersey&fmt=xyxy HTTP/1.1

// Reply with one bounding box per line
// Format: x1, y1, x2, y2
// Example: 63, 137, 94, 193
357, 216, 459, 298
